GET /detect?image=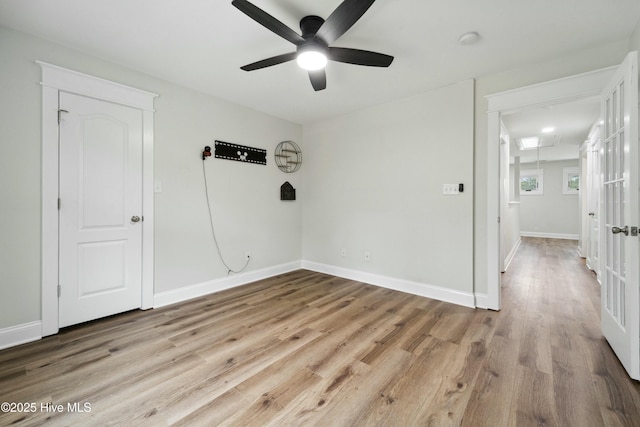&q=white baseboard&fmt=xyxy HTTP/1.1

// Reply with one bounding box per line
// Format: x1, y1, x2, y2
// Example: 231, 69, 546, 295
521, 231, 579, 240
301, 260, 476, 308
503, 236, 521, 272
0, 321, 42, 351
153, 261, 302, 308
